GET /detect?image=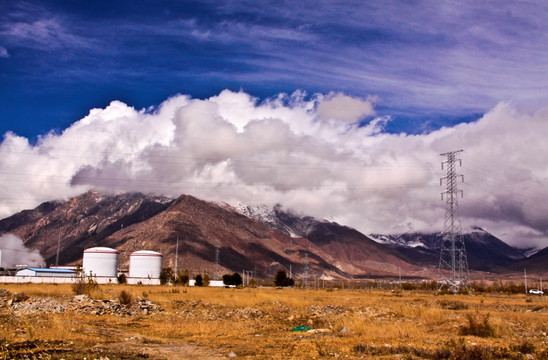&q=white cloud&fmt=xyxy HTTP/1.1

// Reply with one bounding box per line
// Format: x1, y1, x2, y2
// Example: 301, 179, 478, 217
316, 93, 376, 124
0, 46, 8, 58
2, 18, 93, 50
0, 91, 547, 249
